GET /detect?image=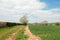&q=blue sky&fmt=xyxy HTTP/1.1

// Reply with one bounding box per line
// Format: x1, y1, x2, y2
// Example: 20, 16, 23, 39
41, 0, 60, 9
0, 0, 60, 23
